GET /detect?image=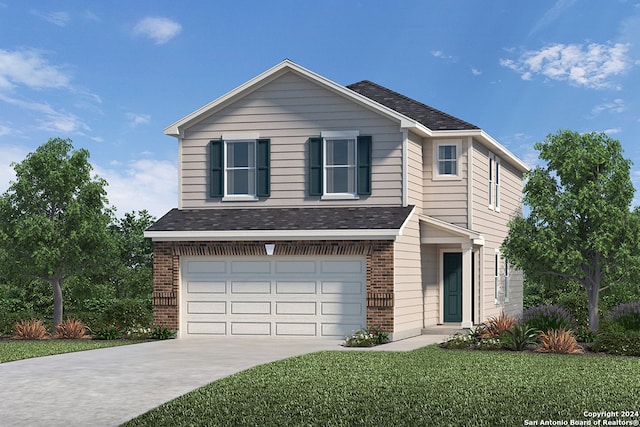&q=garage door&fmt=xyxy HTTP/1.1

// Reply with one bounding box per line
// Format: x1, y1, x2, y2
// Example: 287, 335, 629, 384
181, 256, 366, 338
